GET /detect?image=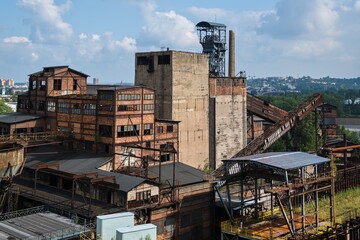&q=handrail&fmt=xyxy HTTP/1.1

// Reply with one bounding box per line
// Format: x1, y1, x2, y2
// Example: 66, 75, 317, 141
0, 131, 69, 144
